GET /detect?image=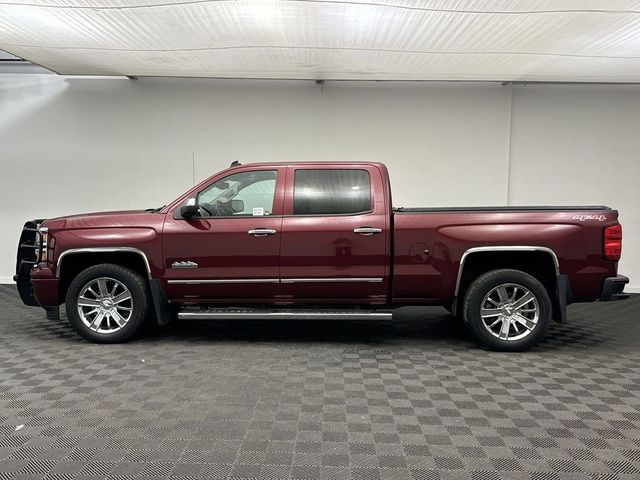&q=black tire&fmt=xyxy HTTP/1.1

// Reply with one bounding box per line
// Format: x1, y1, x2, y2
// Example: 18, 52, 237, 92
65, 264, 149, 343
462, 269, 551, 351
